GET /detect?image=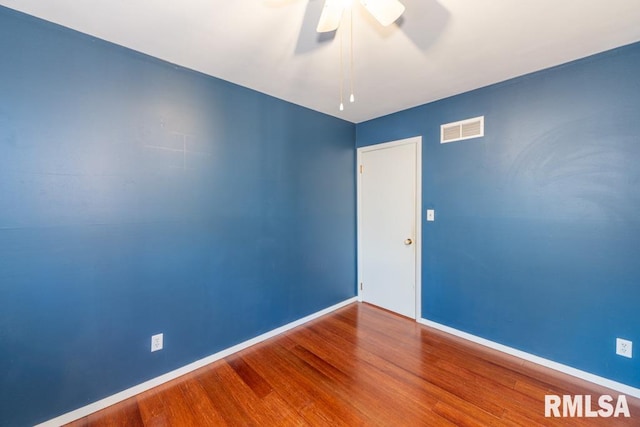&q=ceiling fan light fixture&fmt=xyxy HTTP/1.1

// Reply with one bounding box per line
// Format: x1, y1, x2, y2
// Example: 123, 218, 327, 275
318, 0, 405, 112
359, 0, 405, 27
317, 0, 345, 33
